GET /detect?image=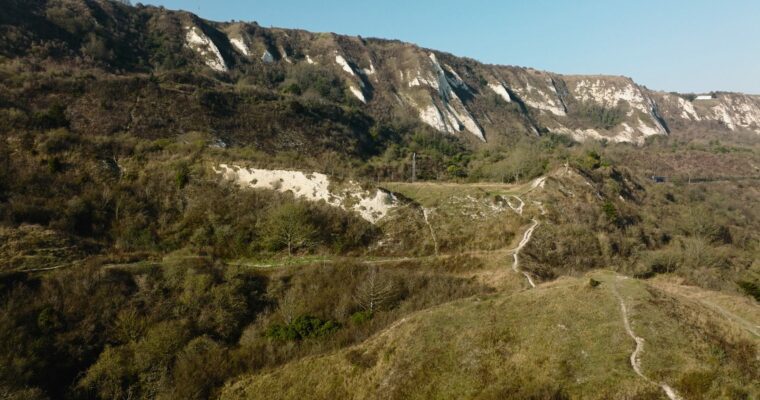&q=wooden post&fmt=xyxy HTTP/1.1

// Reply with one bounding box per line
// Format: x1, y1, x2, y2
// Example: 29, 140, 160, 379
412, 152, 416, 183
